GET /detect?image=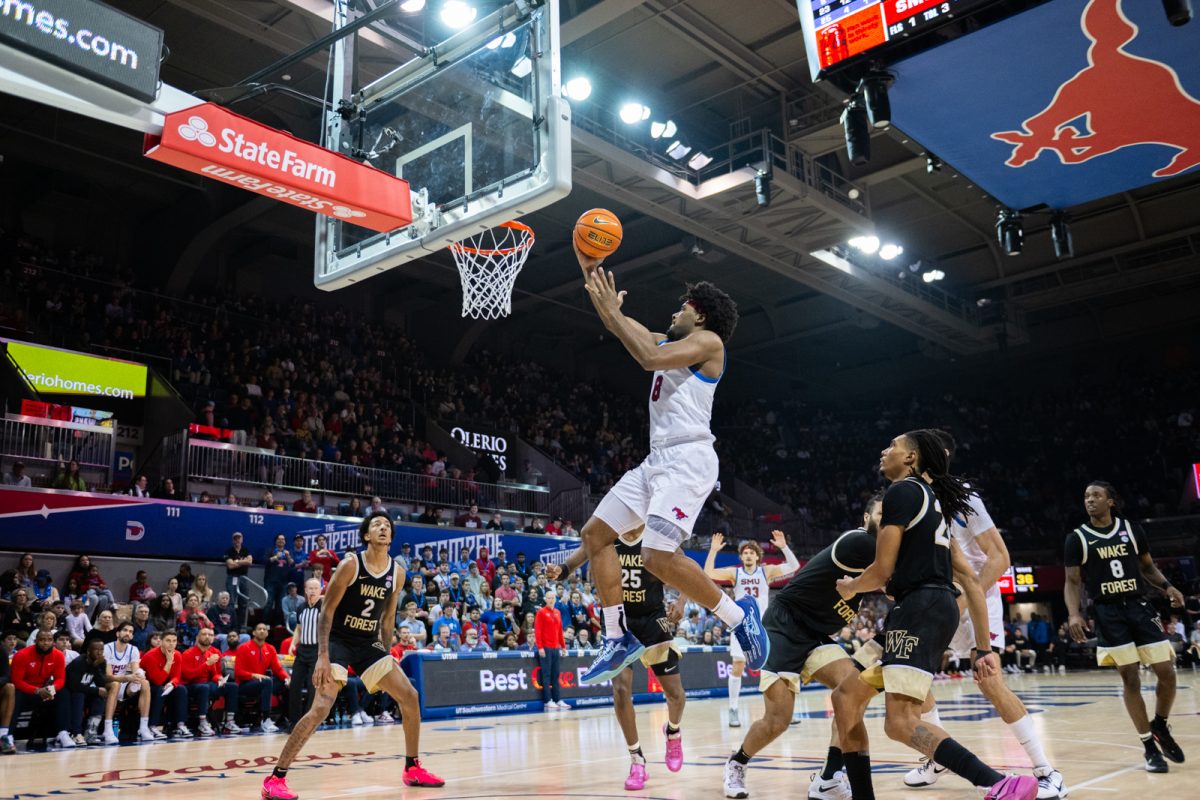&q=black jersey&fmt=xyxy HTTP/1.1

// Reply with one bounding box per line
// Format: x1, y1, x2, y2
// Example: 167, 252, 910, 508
881, 477, 953, 600
332, 550, 398, 641
1064, 517, 1148, 603
774, 528, 877, 635
616, 533, 665, 619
